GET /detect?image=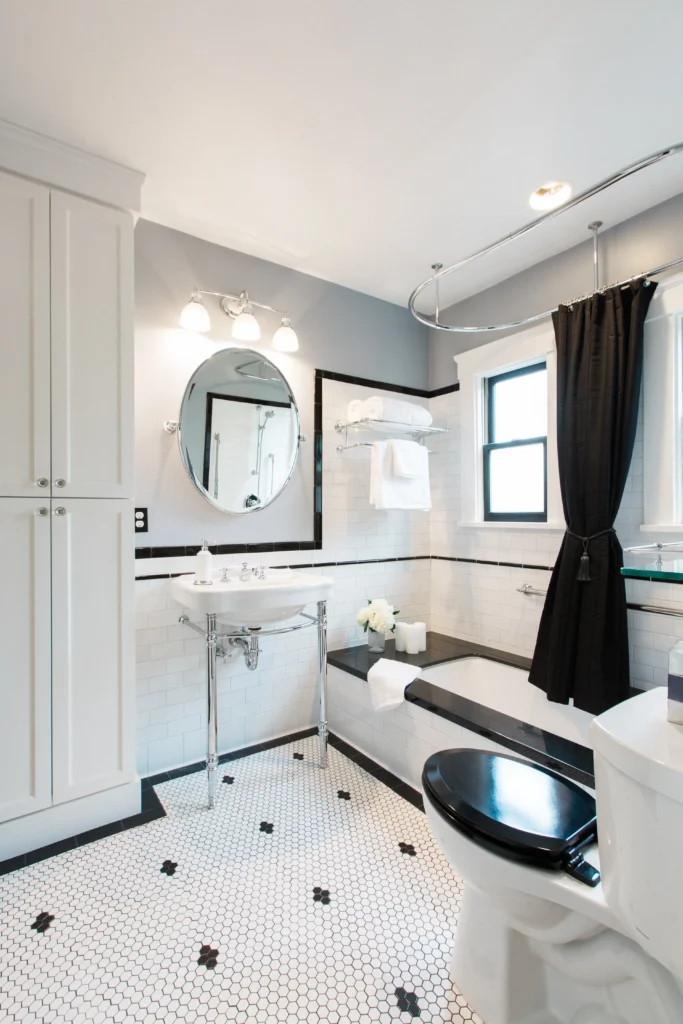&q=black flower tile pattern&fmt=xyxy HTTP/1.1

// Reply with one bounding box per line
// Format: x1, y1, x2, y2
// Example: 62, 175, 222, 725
399, 841, 417, 856
30, 911, 54, 933
0, 736, 476, 1023
312, 886, 331, 905
292, 752, 304, 760
197, 944, 219, 969
222, 775, 234, 784
160, 859, 177, 875
259, 821, 274, 834
396, 987, 422, 1016
337, 790, 351, 800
